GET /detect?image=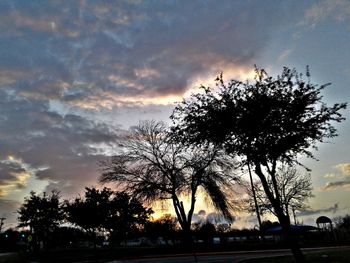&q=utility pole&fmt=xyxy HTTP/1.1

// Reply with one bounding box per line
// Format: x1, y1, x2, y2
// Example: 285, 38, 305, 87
0, 217, 5, 233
